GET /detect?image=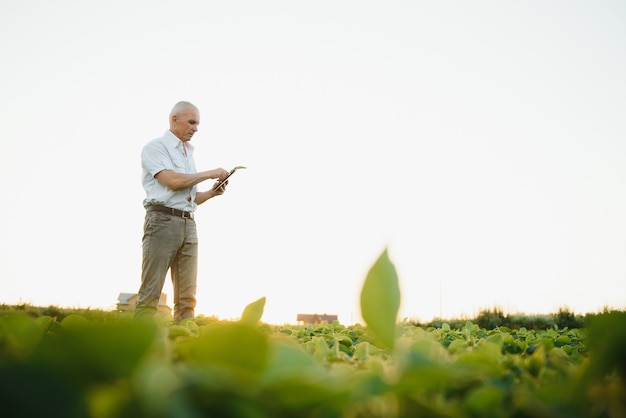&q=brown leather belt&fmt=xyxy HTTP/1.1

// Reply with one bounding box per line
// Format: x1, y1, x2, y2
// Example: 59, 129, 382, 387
146, 205, 194, 219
